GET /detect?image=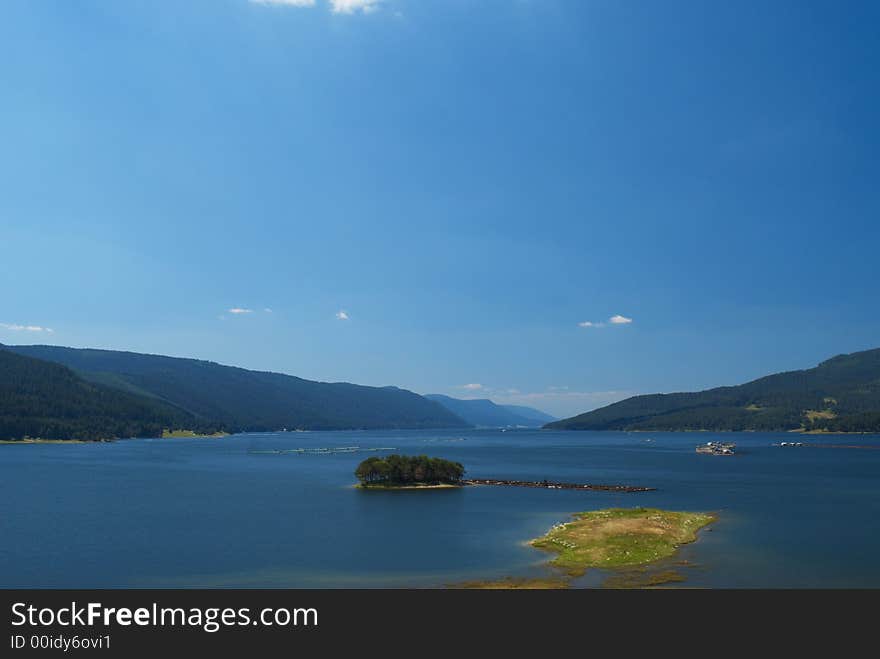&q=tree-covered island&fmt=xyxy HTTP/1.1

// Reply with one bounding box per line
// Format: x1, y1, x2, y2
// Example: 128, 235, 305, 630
355, 454, 465, 489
